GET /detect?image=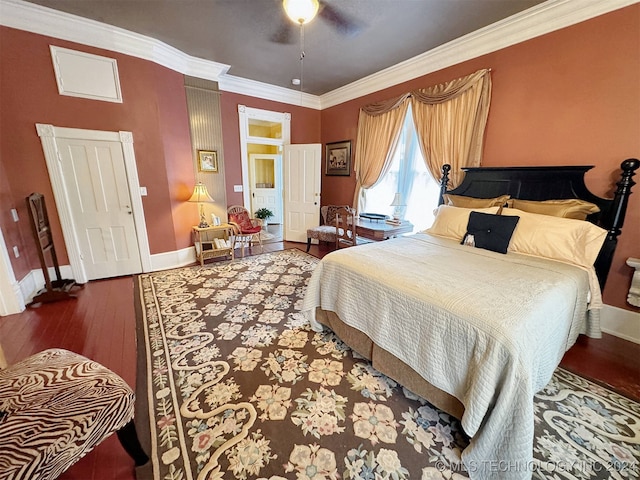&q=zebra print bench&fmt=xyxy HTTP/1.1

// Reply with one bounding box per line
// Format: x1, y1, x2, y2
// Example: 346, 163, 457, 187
0, 348, 147, 479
